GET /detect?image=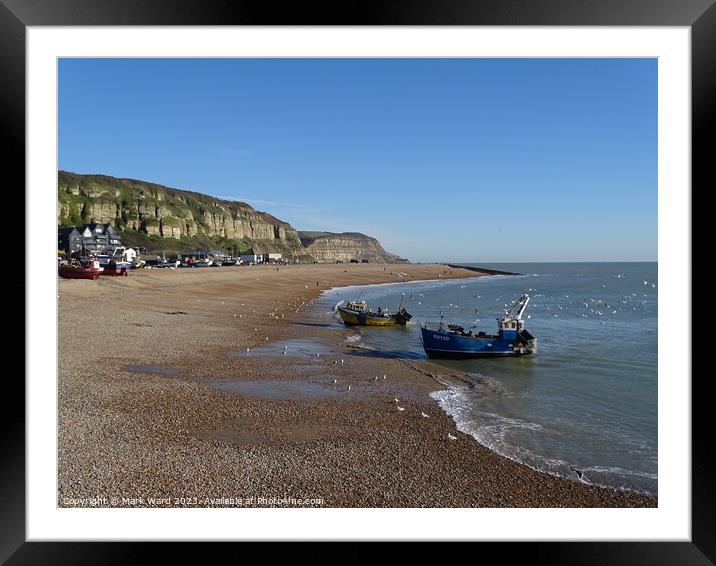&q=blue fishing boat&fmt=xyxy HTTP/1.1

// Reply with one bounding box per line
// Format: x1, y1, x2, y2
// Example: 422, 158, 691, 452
420, 293, 536, 358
